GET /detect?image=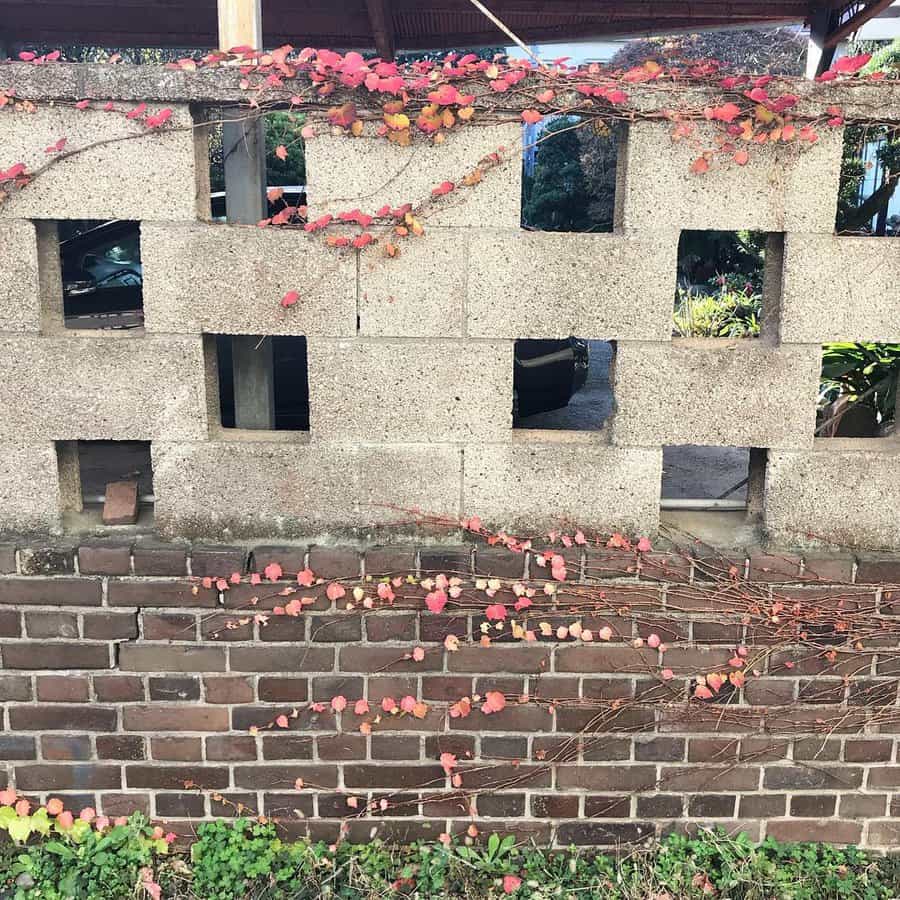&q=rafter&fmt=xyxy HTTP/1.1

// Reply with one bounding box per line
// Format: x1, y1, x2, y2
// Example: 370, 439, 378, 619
824, 0, 895, 45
